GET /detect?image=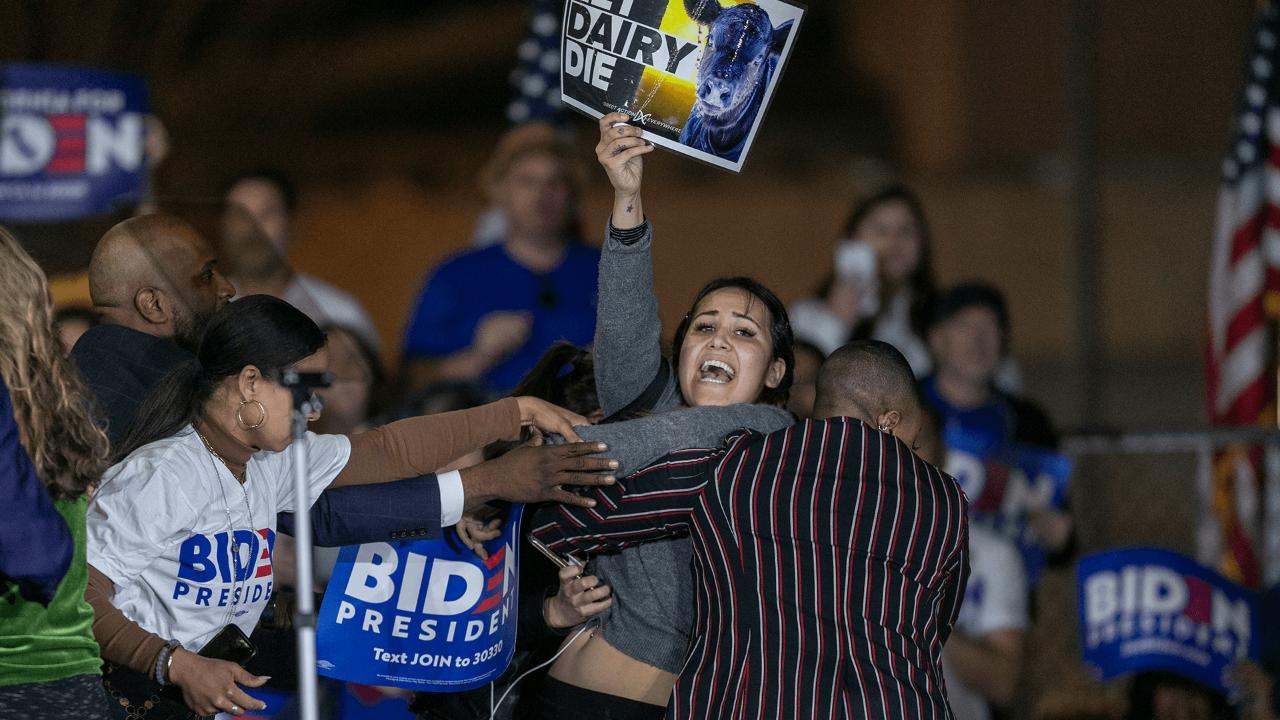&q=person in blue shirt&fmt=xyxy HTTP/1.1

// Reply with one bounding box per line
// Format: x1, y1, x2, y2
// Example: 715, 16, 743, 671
401, 123, 600, 395
920, 282, 1072, 562
0, 375, 74, 608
